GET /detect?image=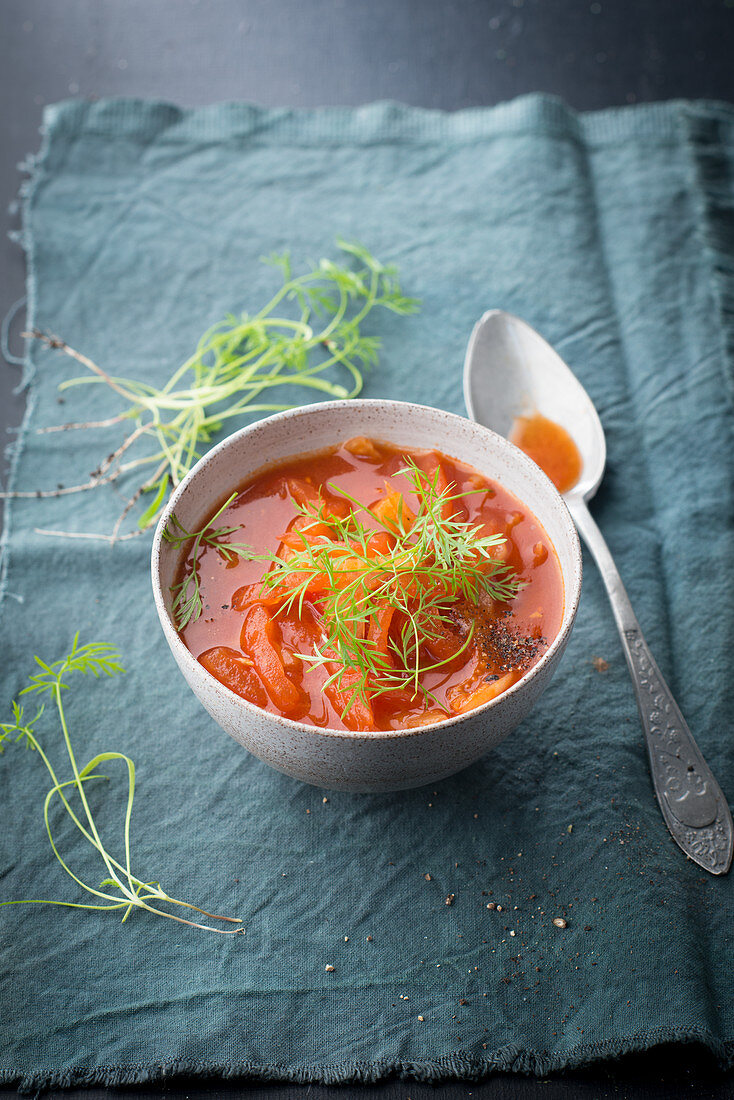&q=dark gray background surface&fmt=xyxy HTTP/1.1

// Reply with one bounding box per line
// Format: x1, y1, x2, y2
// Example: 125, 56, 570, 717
2, 1, 734, 1097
